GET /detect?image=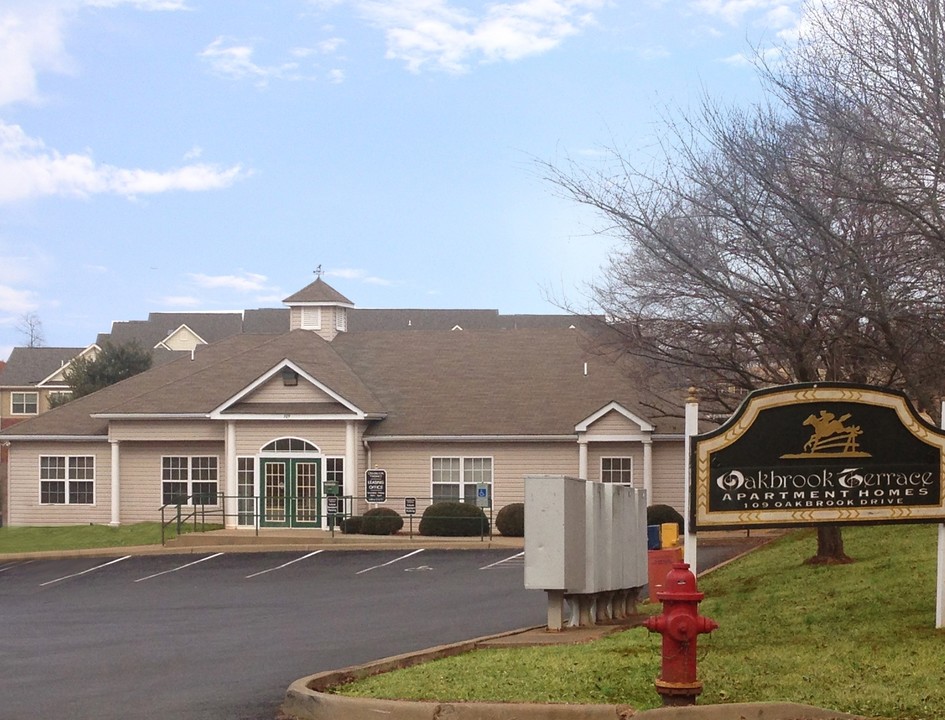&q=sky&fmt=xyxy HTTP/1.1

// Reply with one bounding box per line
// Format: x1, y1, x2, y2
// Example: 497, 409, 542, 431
0, 0, 805, 359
